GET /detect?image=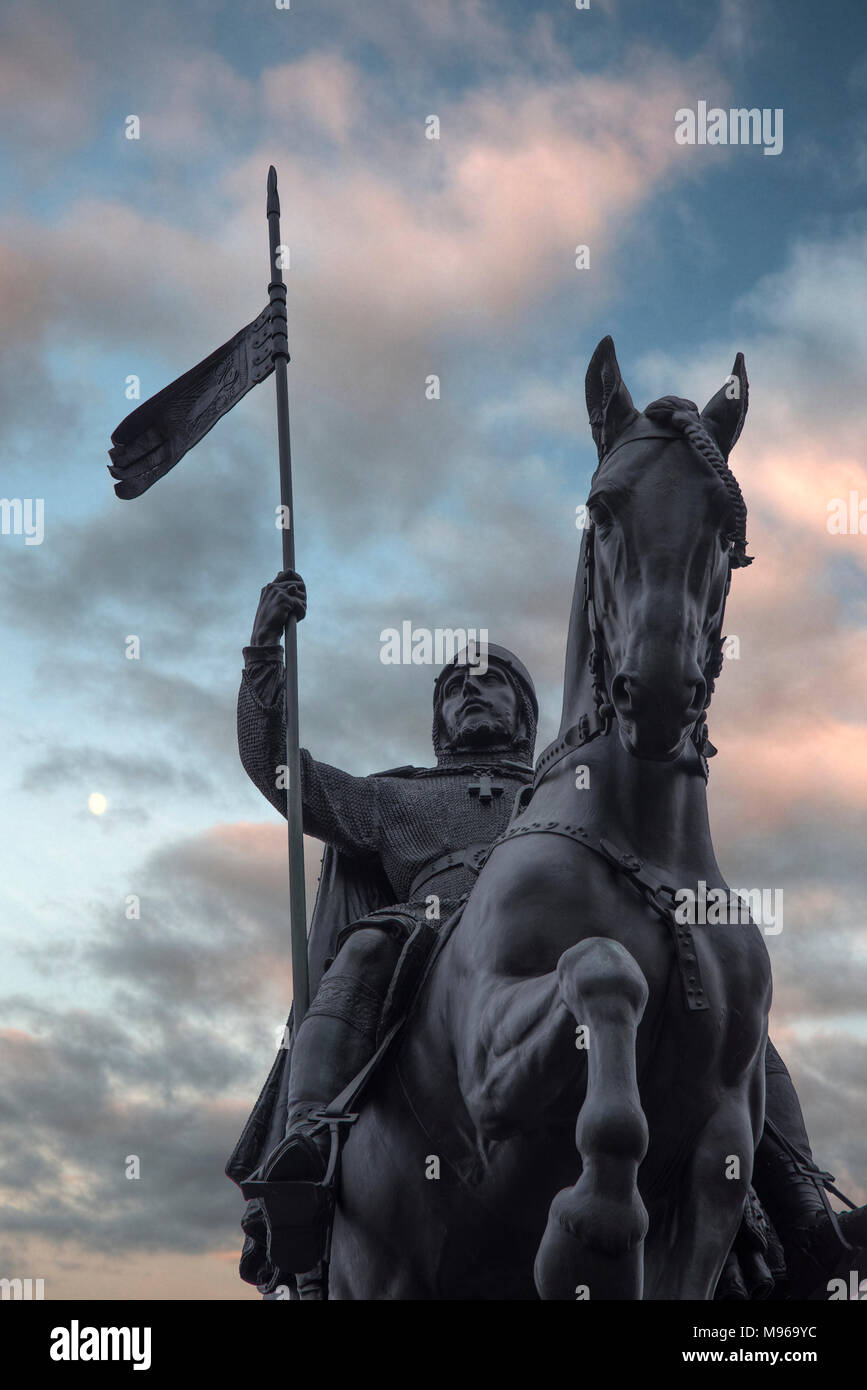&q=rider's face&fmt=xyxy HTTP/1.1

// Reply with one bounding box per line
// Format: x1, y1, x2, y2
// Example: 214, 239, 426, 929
439, 665, 521, 751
